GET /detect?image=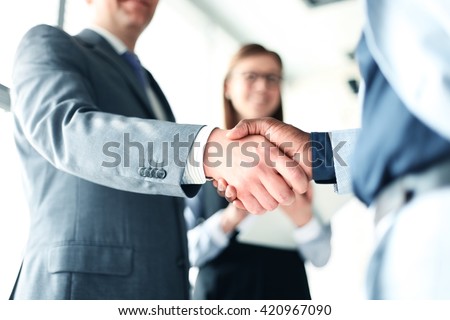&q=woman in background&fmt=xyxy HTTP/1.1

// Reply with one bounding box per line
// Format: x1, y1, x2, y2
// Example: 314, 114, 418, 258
185, 44, 331, 300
